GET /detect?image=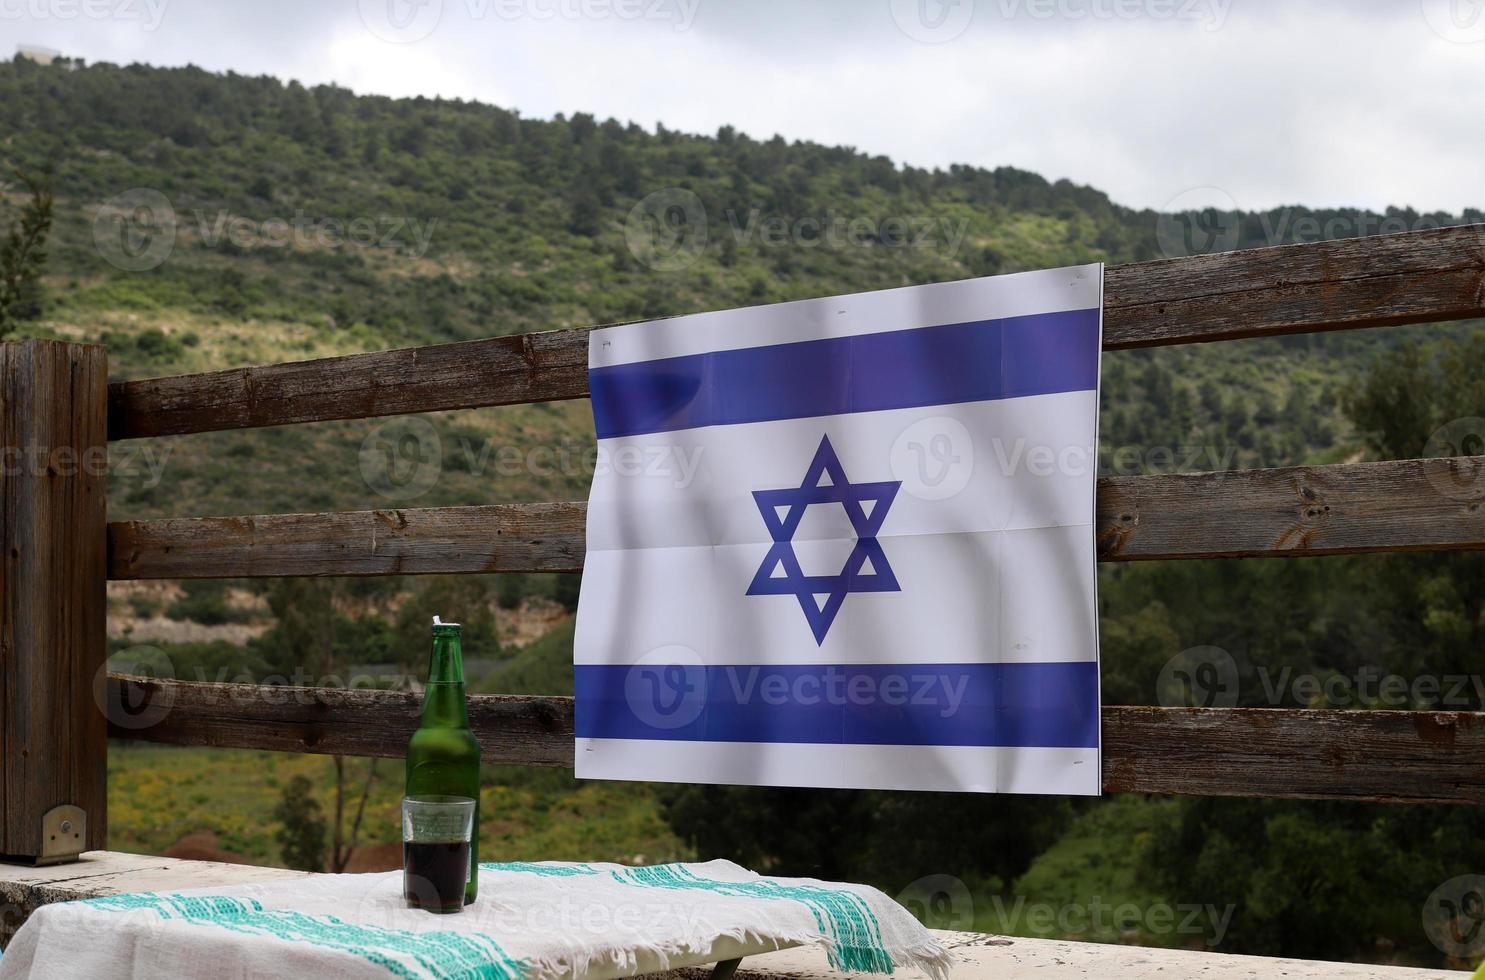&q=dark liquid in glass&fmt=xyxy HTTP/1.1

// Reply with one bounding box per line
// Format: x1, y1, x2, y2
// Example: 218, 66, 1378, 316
404, 841, 471, 913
